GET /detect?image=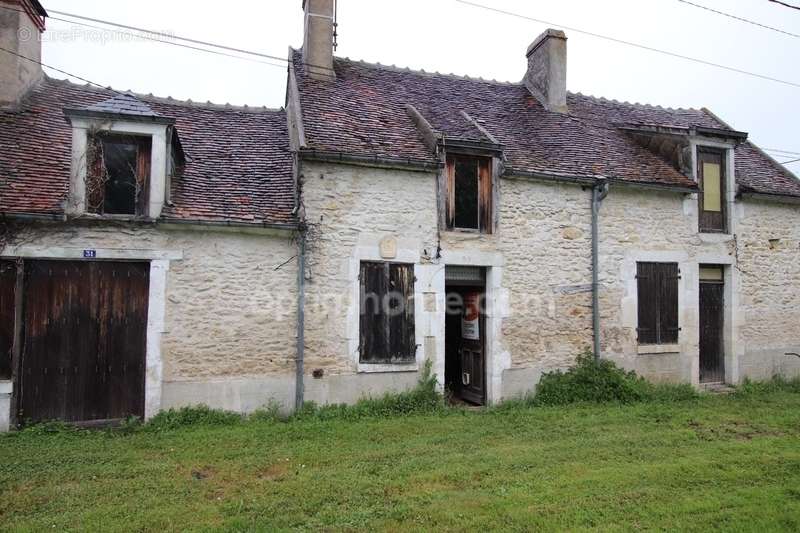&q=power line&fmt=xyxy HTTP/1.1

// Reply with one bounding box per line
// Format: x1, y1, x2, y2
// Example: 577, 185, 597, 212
0, 4, 287, 69
765, 147, 800, 156
769, 0, 800, 11
42, 8, 334, 73
47, 8, 289, 64
455, 0, 800, 89
781, 157, 800, 164
676, 0, 800, 39
0, 44, 128, 96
